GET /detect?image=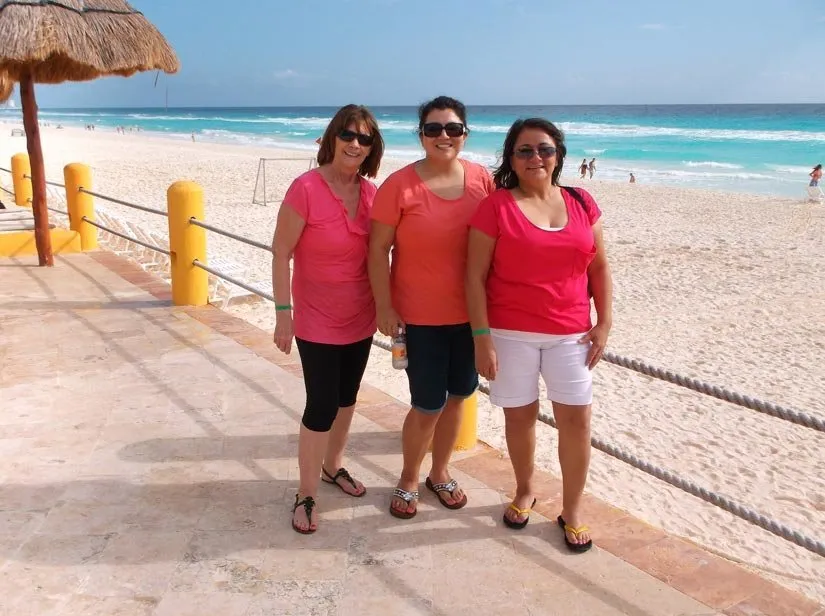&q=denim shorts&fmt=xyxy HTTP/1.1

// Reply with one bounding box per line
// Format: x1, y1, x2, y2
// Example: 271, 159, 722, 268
405, 323, 478, 414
